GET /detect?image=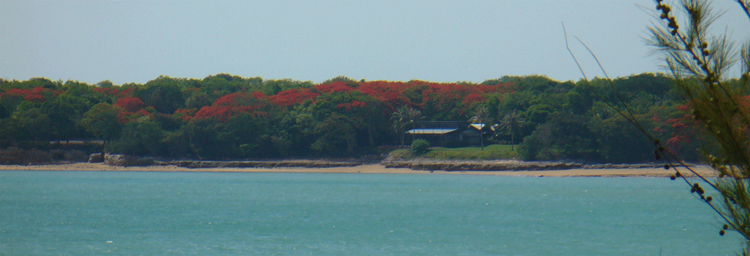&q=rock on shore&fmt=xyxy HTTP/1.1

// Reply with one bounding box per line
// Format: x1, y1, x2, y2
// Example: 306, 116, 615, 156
381, 159, 582, 171
104, 154, 154, 167
381, 157, 663, 171
0, 147, 87, 165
